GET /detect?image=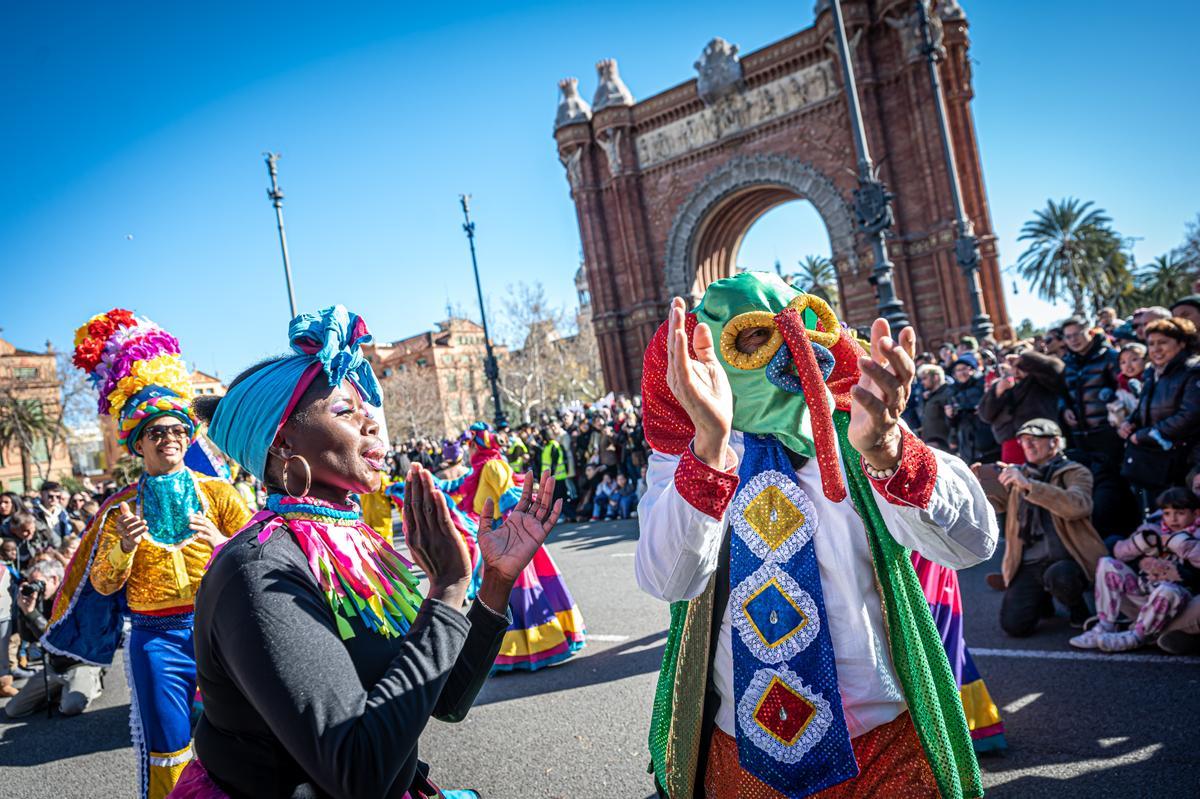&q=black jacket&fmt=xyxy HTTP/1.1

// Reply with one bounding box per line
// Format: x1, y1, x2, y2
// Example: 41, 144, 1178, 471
920, 383, 955, 448
979, 353, 1066, 441
1063, 335, 1120, 432
1131, 351, 1200, 458
192, 522, 510, 799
